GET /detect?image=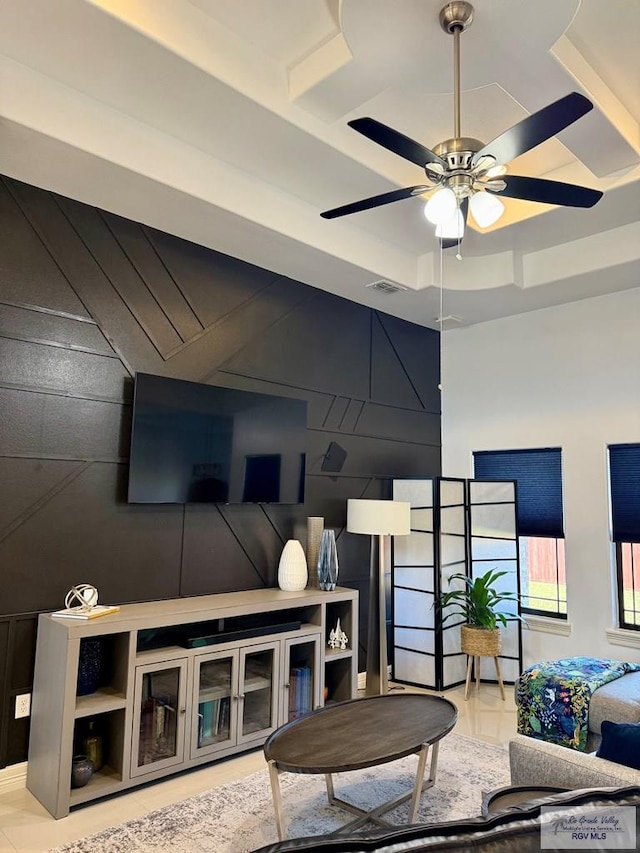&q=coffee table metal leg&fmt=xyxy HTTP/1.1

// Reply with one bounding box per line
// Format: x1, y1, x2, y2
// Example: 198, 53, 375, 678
268, 760, 286, 841
325, 773, 335, 805
408, 741, 434, 822
269, 740, 444, 839
323, 741, 439, 835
